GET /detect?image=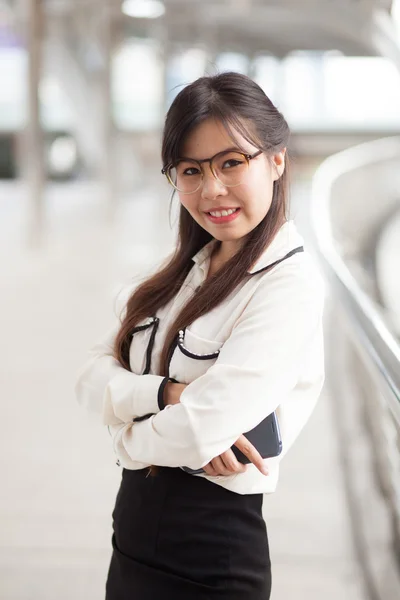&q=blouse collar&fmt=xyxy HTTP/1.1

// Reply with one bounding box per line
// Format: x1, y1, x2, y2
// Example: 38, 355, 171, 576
191, 220, 304, 275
